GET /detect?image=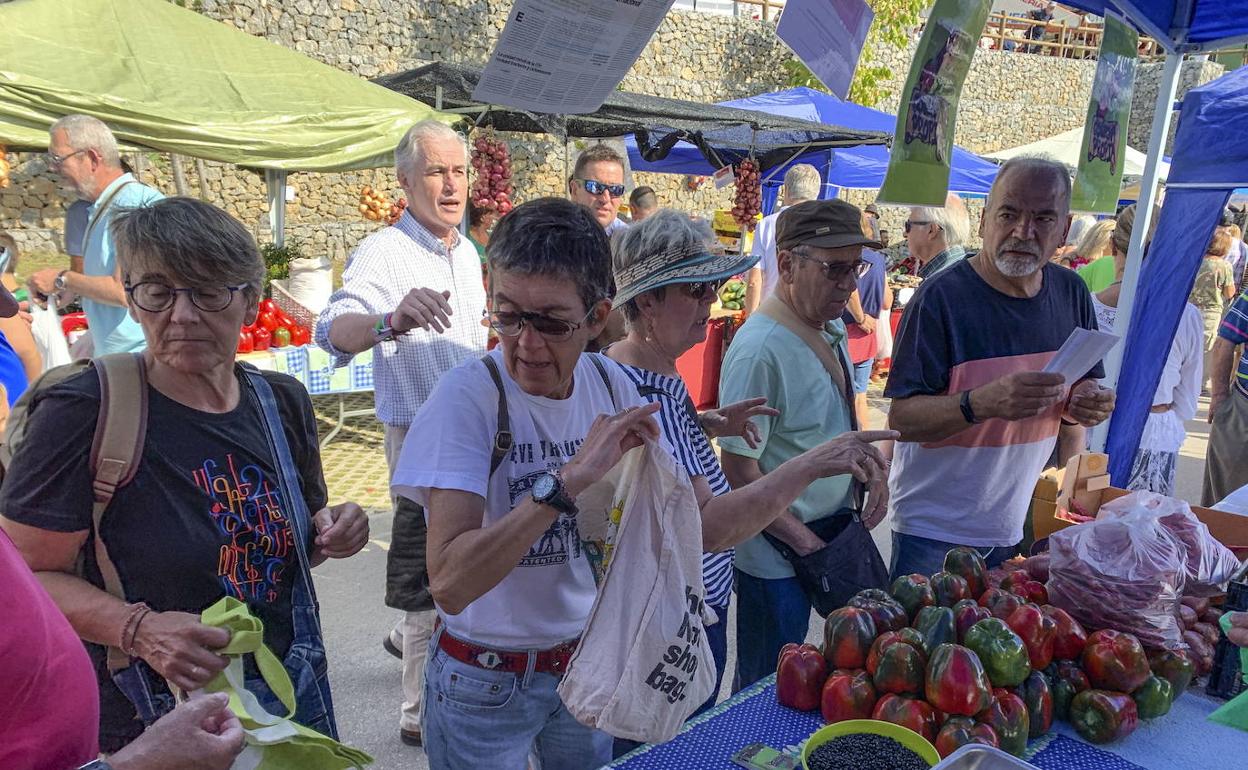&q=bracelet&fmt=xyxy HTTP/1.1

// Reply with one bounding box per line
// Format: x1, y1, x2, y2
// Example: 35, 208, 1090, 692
118, 602, 152, 657
959, 389, 980, 424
